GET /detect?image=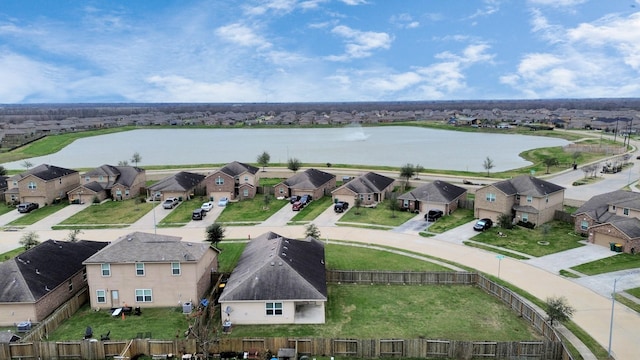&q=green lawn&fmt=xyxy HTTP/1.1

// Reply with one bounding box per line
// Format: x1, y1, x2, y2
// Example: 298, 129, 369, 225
338, 202, 417, 227
289, 196, 333, 223
427, 208, 475, 233
57, 199, 154, 226
471, 221, 584, 257
216, 196, 288, 222
6, 202, 70, 226
570, 253, 640, 275
158, 198, 202, 227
